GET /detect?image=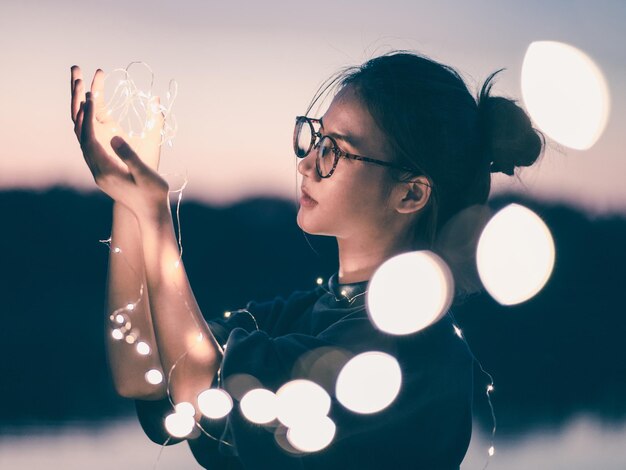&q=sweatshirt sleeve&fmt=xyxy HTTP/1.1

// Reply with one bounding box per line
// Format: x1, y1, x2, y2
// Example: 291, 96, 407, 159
132, 291, 319, 451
